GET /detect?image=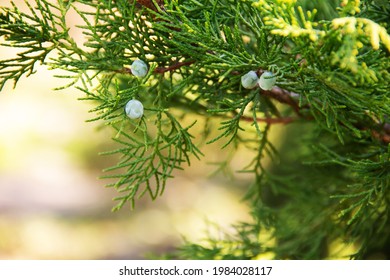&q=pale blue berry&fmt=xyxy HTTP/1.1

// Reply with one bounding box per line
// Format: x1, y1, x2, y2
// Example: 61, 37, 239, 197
258, 71, 277, 90
241, 70, 259, 89
125, 99, 144, 119
131, 59, 148, 78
